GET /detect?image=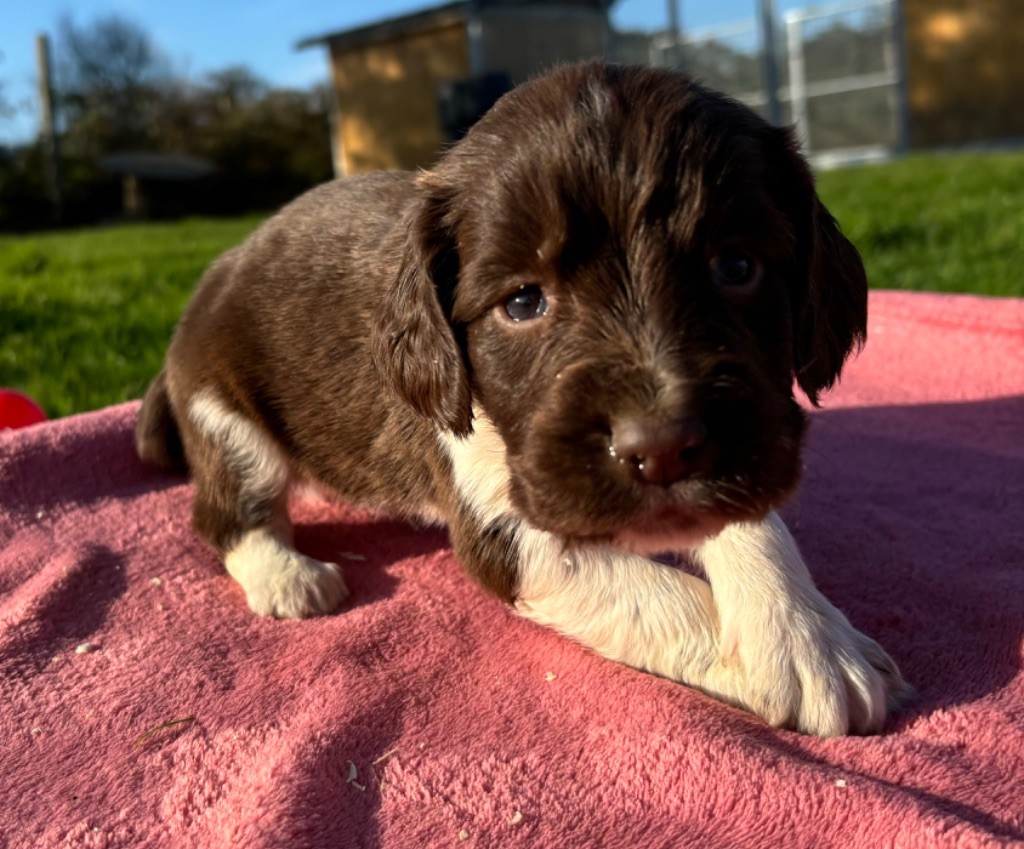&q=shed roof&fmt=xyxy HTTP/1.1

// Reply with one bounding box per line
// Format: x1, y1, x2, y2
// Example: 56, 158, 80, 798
99, 153, 216, 181
296, 0, 612, 52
